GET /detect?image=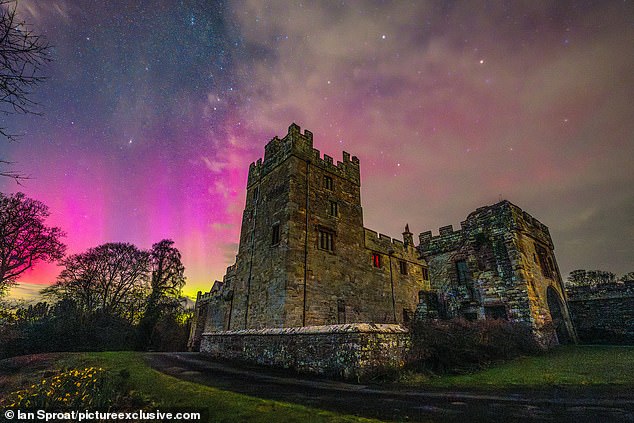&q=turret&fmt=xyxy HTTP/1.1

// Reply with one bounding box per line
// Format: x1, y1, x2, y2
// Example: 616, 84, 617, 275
403, 223, 414, 247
